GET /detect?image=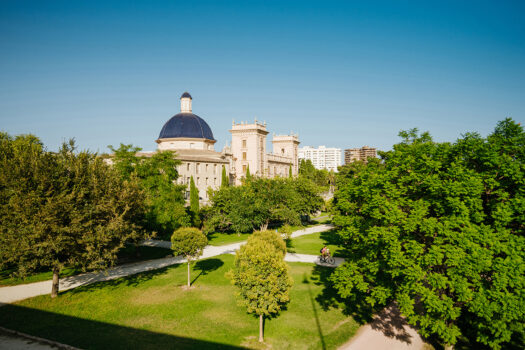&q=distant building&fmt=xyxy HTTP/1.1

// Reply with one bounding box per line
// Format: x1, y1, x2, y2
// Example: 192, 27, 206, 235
230, 121, 299, 185
344, 146, 377, 164
298, 146, 342, 172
